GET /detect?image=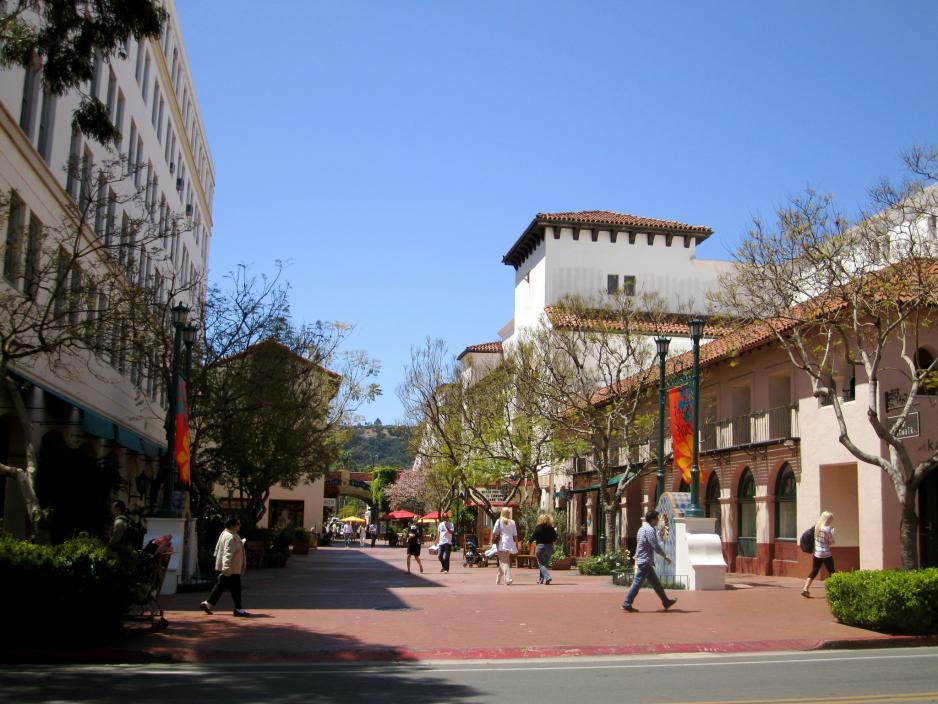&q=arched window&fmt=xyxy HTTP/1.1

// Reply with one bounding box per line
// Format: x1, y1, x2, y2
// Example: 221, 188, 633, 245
774, 463, 797, 541
737, 469, 756, 558
705, 473, 721, 538
916, 348, 937, 396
